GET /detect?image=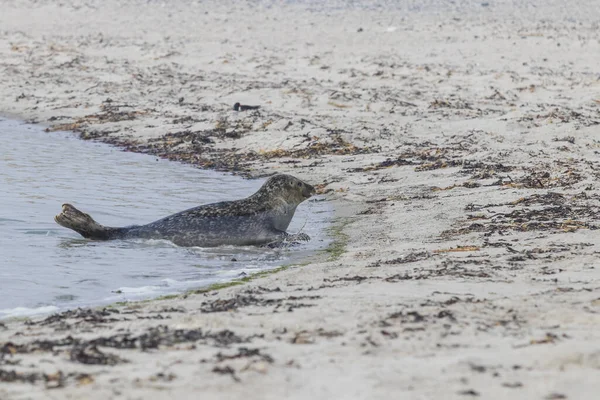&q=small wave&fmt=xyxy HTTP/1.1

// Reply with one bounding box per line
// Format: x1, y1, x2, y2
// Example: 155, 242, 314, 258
114, 285, 165, 295
0, 305, 60, 320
